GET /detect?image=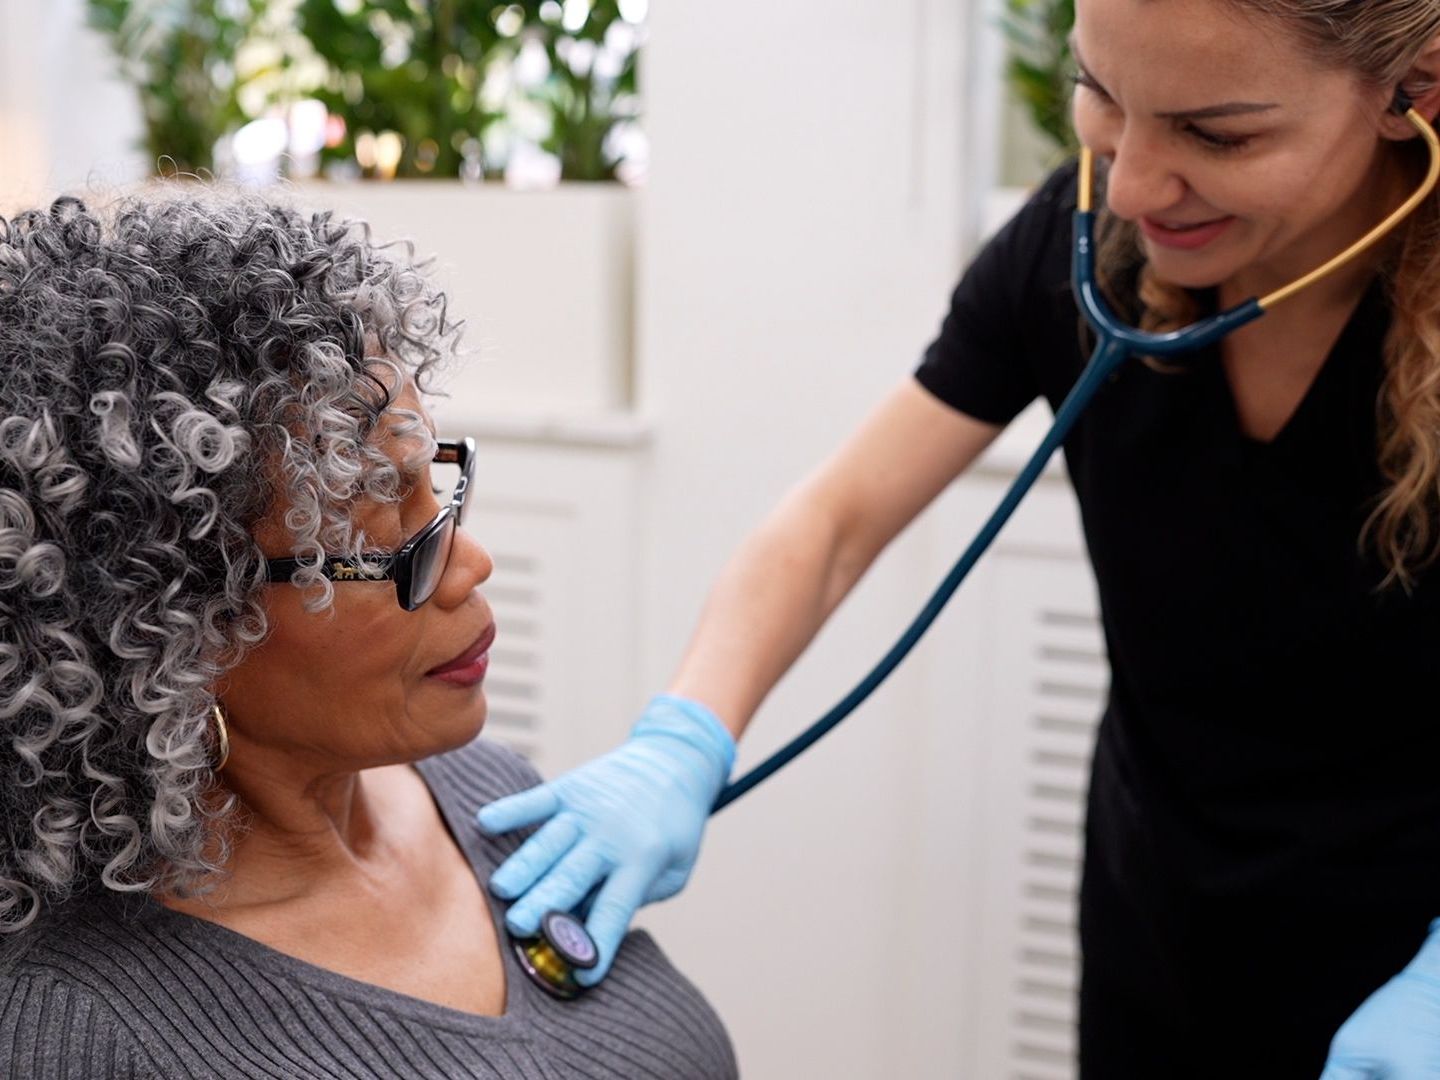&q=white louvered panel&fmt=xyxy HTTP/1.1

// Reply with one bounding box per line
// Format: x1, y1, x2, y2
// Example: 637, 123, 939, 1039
973, 554, 1105, 1080
477, 551, 546, 762
457, 486, 586, 779
445, 435, 644, 780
